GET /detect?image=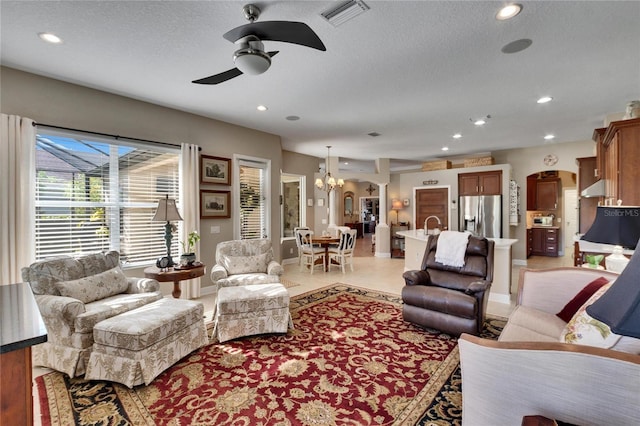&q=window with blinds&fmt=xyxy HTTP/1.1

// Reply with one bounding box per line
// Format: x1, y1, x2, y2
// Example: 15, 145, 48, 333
238, 158, 269, 239
34, 130, 180, 265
